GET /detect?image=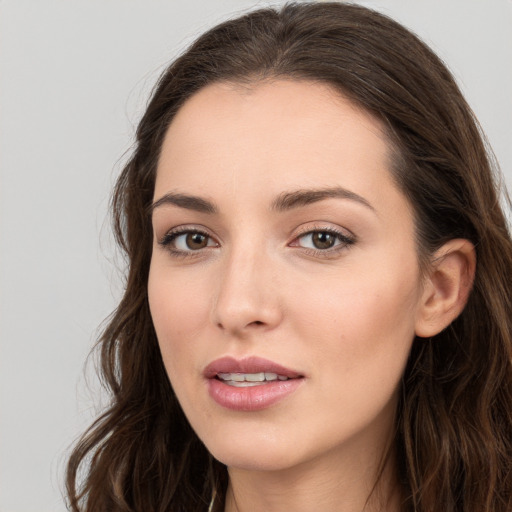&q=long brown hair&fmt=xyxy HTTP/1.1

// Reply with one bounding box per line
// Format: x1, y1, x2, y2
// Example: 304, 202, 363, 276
66, 3, 512, 511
